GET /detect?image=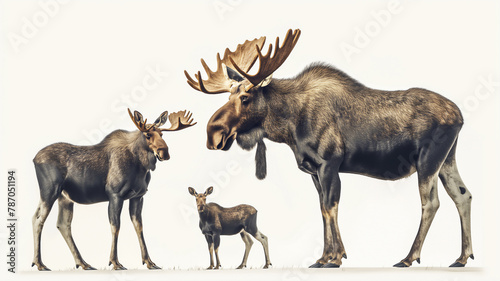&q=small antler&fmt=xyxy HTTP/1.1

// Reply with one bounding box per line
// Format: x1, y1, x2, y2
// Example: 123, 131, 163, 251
128, 108, 154, 132
161, 110, 197, 131
185, 29, 300, 94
